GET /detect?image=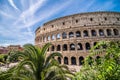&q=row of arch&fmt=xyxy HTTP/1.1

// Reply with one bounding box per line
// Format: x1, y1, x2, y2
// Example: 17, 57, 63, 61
57, 56, 101, 65
49, 42, 100, 51
36, 28, 119, 42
